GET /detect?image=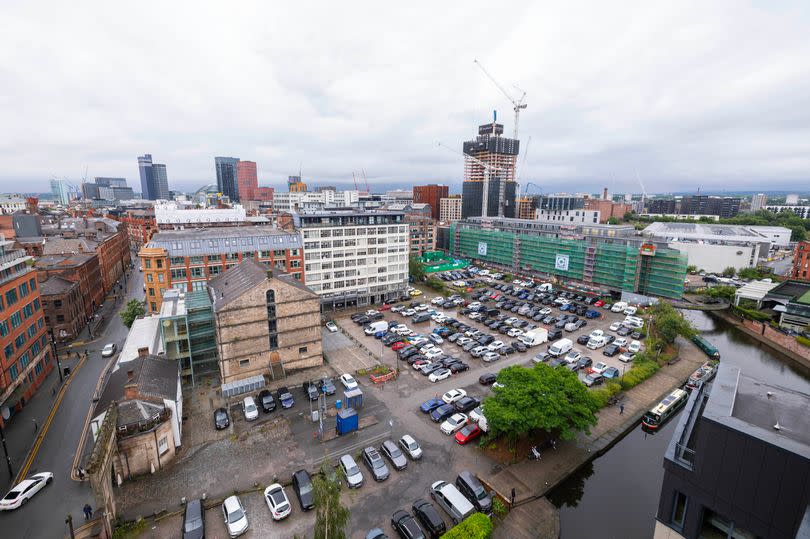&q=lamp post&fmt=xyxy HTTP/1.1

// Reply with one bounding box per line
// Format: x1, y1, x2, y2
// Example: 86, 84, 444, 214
0, 422, 13, 478
49, 330, 64, 383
